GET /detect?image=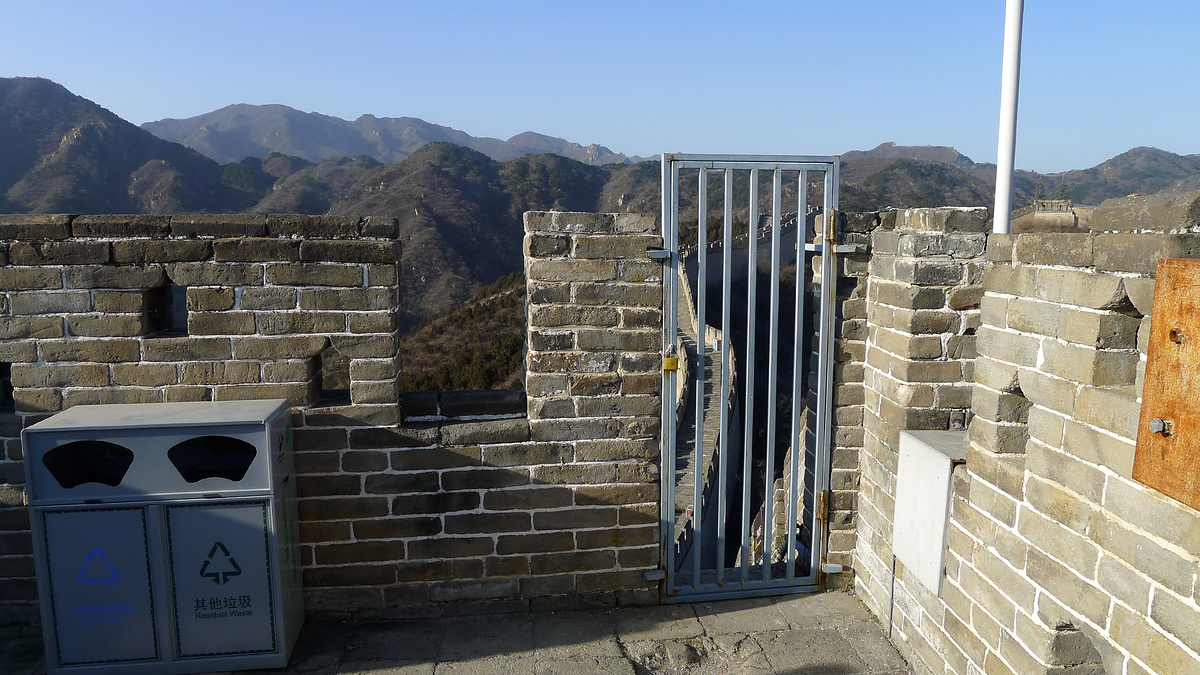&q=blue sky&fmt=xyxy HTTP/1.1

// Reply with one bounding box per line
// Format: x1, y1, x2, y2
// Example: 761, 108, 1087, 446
2, 1, 1198, 173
